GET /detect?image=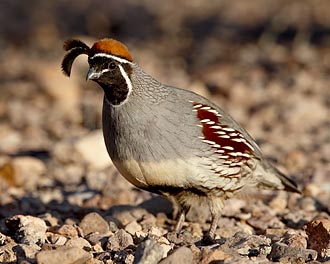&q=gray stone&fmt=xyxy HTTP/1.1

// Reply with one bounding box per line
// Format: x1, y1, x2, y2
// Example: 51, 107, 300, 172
224, 232, 272, 257
134, 239, 164, 264
268, 242, 318, 262
106, 229, 133, 250
159, 247, 193, 264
